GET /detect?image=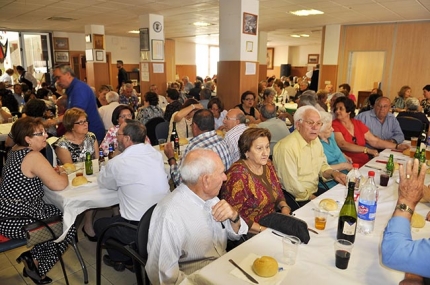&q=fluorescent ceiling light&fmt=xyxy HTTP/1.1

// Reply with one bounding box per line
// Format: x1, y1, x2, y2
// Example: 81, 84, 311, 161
289, 9, 324, 16
193, 22, 212, 27
290, 35, 300, 38
300, 34, 310, 37
128, 30, 139, 34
